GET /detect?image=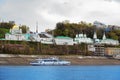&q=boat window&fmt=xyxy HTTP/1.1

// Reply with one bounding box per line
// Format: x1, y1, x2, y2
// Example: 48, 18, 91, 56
43, 60, 58, 62
32, 60, 39, 63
